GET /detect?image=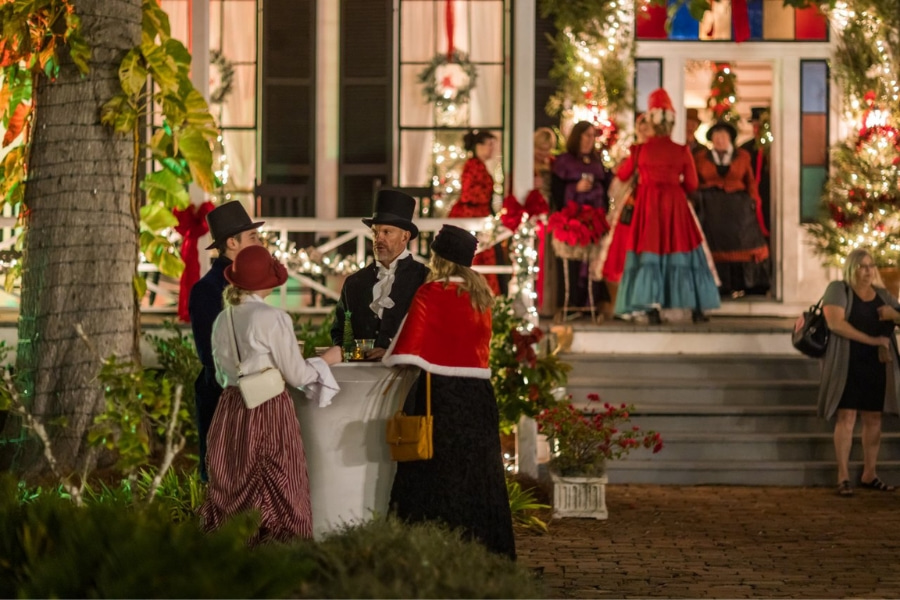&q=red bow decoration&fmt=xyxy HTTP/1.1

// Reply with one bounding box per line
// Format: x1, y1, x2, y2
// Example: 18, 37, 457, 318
500, 190, 549, 231
173, 201, 216, 322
